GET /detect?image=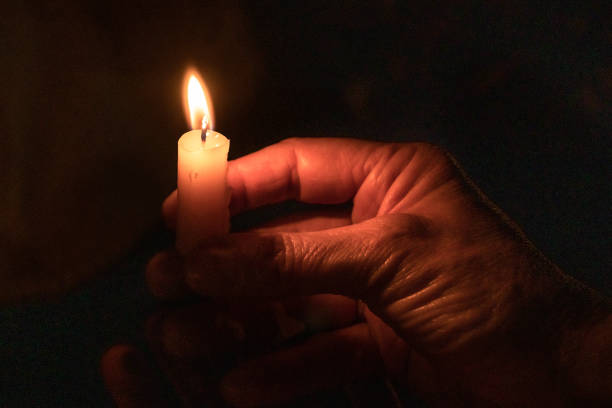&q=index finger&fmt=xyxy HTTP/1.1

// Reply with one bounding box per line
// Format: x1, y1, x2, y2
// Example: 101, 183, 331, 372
163, 137, 390, 226
228, 137, 384, 213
